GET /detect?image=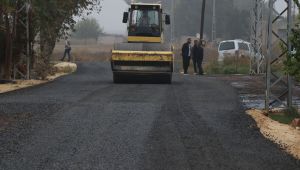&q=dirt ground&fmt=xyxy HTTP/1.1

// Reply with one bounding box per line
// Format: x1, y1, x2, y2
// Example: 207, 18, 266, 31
247, 109, 300, 160
0, 74, 69, 94
212, 75, 300, 110
0, 62, 77, 94
212, 75, 300, 160
0, 79, 47, 94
